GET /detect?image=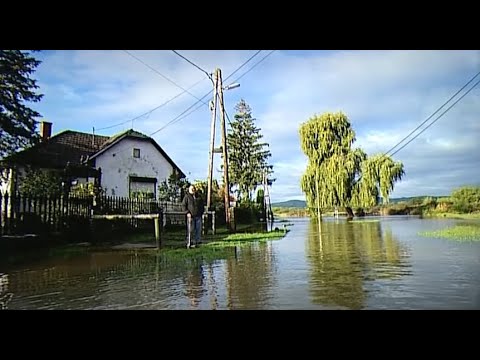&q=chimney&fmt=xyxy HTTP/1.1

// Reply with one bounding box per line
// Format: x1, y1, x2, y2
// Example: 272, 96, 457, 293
40, 121, 52, 141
